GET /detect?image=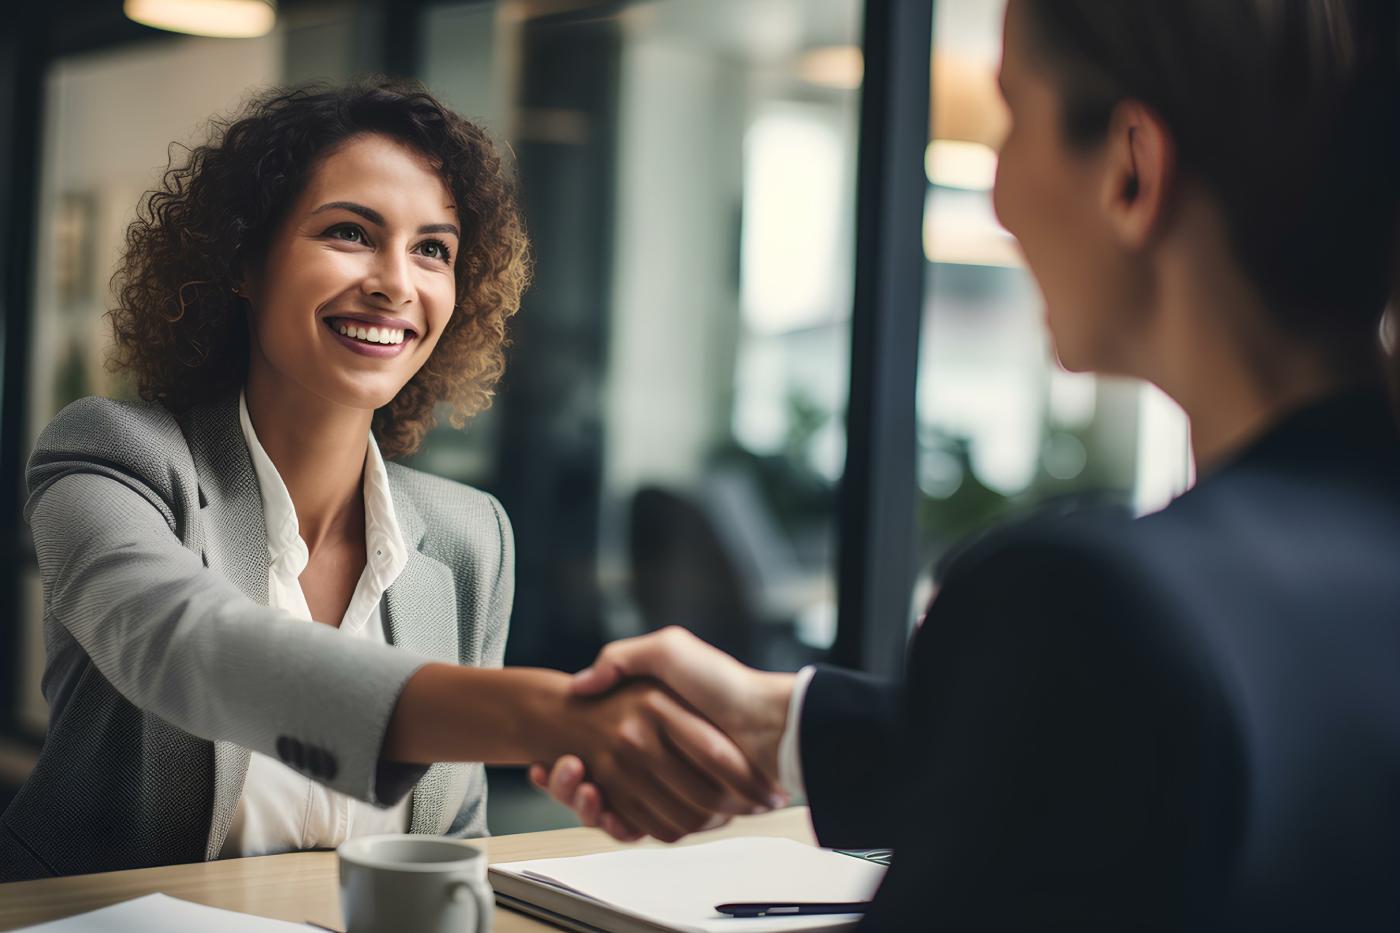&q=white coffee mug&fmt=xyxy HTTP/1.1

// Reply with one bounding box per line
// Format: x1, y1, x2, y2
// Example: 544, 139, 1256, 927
338, 834, 494, 933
